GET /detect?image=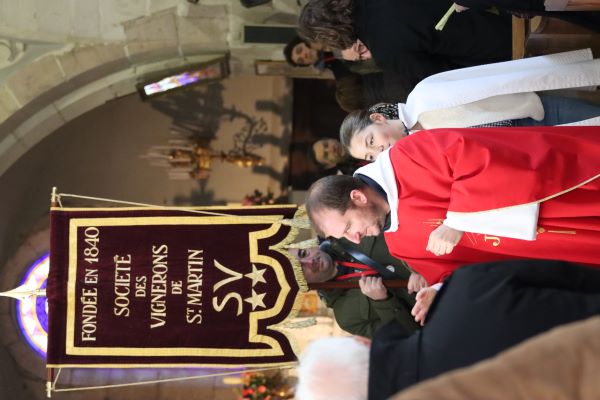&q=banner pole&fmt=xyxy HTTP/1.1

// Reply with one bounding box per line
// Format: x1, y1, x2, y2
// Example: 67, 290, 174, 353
51, 365, 295, 393
51, 187, 58, 208
47, 188, 55, 399
308, 279, 408, 290
46, 368, 53, 398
